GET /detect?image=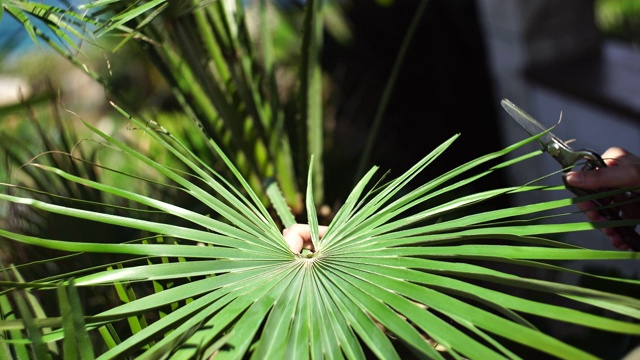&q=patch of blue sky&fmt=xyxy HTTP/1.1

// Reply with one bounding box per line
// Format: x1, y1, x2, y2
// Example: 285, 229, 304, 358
0, 0, 87, 64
